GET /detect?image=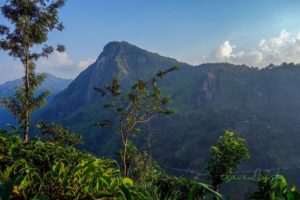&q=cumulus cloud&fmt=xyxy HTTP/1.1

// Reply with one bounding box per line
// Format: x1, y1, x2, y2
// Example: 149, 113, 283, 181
215, 41, 263, 66
37, 52, 95, 79
210, 29, 300, 67
39, 51, 74, 68
77, 58, 95, 69
0, 50, 95, 83
217, 41, 234, 60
